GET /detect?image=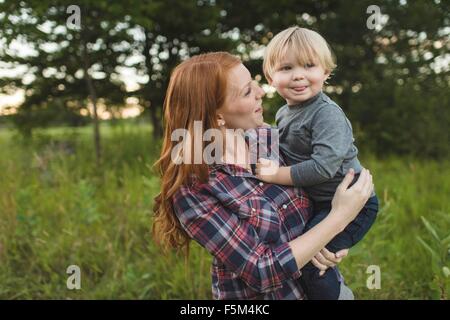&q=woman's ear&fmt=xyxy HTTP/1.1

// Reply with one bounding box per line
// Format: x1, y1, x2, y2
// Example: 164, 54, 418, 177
216, 113, 225, 127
